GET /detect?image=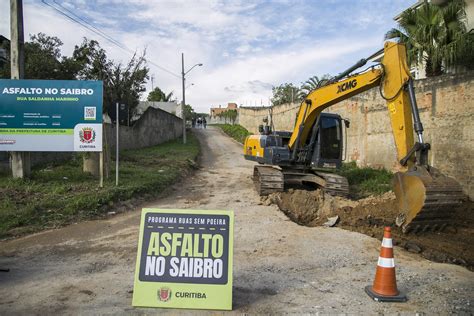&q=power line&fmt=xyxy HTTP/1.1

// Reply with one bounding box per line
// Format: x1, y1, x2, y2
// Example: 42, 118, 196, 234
46, 0, 180, 78
51, 0, 130, 52
40, 0, 181, 78
41, 1, 129, 52
43, 0, 180, 78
